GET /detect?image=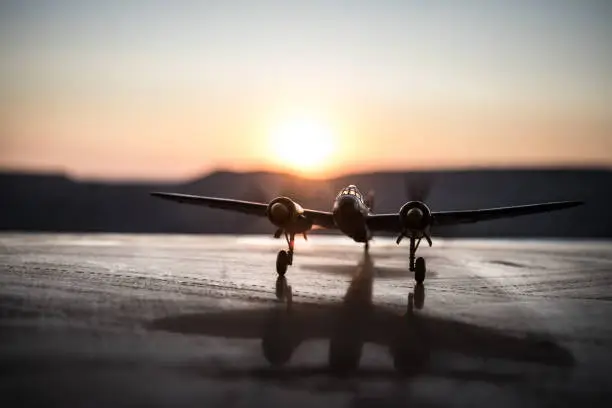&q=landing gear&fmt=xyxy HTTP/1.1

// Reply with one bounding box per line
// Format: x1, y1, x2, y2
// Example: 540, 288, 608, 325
415, 257, 426, 284
409, 236, 427, 284
276, 250, 289, 276
409, 236, 417, 271
276, 232, 295, 276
